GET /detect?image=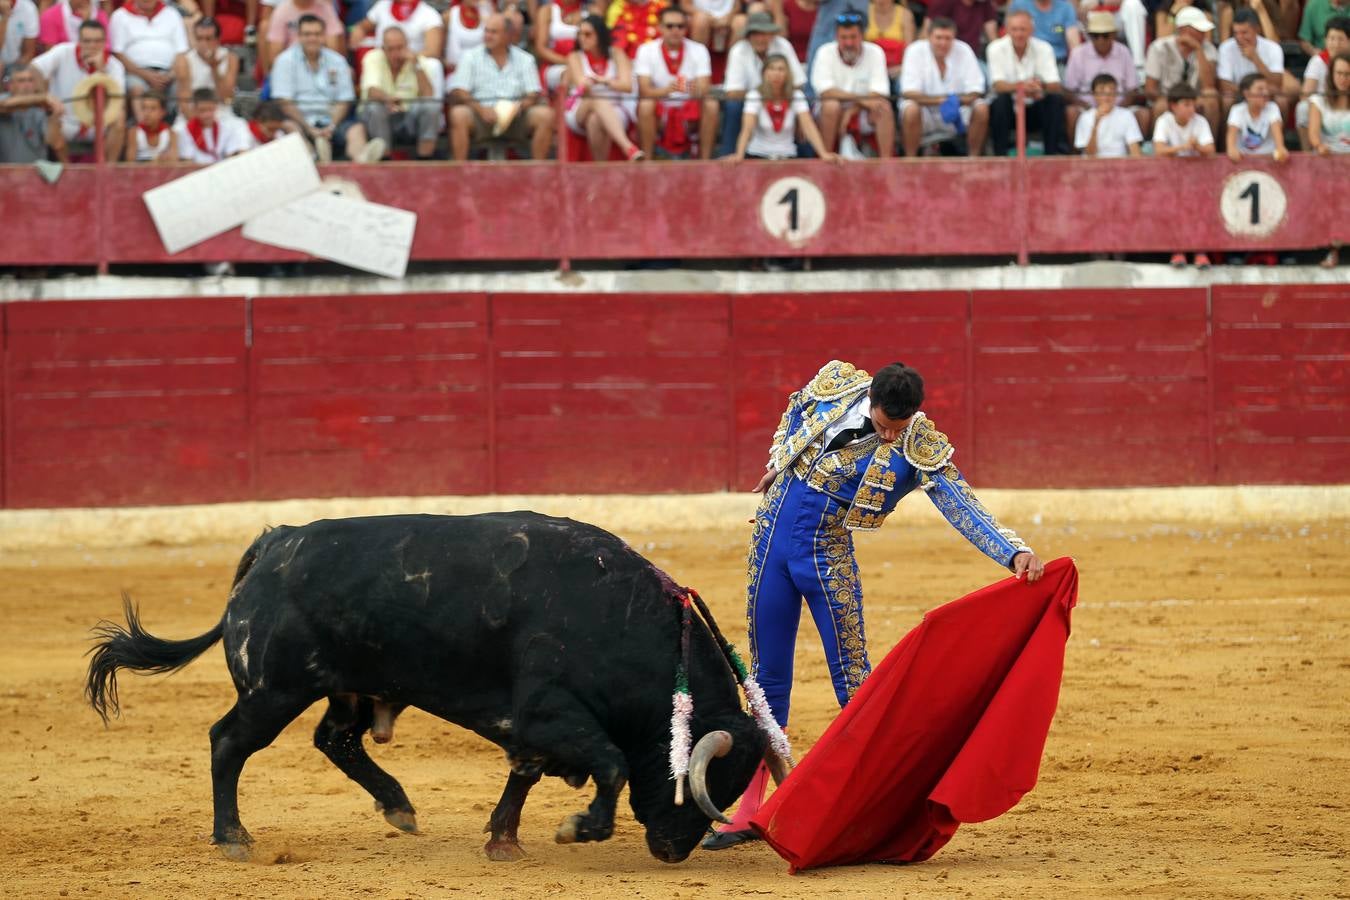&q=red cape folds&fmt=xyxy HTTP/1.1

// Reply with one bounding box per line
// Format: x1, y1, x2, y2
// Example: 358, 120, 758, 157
750, 557, 1079, 872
